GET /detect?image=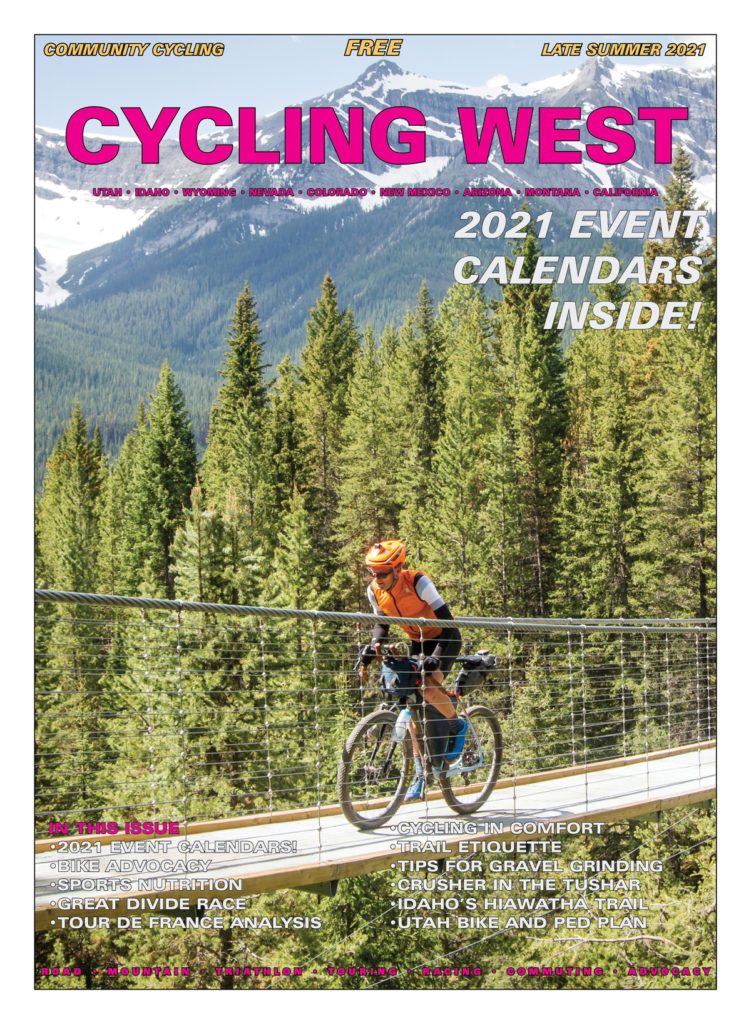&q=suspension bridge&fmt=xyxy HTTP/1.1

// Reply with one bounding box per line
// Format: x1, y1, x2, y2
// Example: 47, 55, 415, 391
34, 591, 716, 932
